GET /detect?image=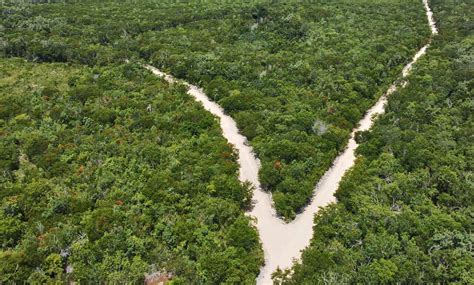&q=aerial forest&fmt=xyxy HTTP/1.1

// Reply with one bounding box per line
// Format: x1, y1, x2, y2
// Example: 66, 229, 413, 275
0, 0, 472, 284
